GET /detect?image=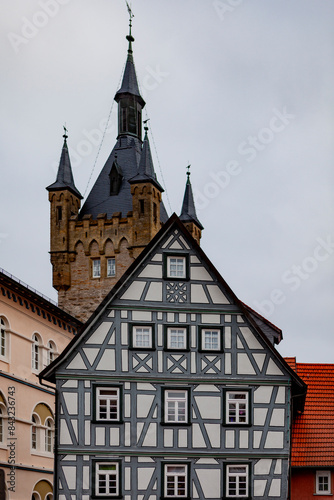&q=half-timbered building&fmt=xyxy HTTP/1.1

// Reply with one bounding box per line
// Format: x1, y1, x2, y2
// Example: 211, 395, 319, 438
41, 214, 306, 500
